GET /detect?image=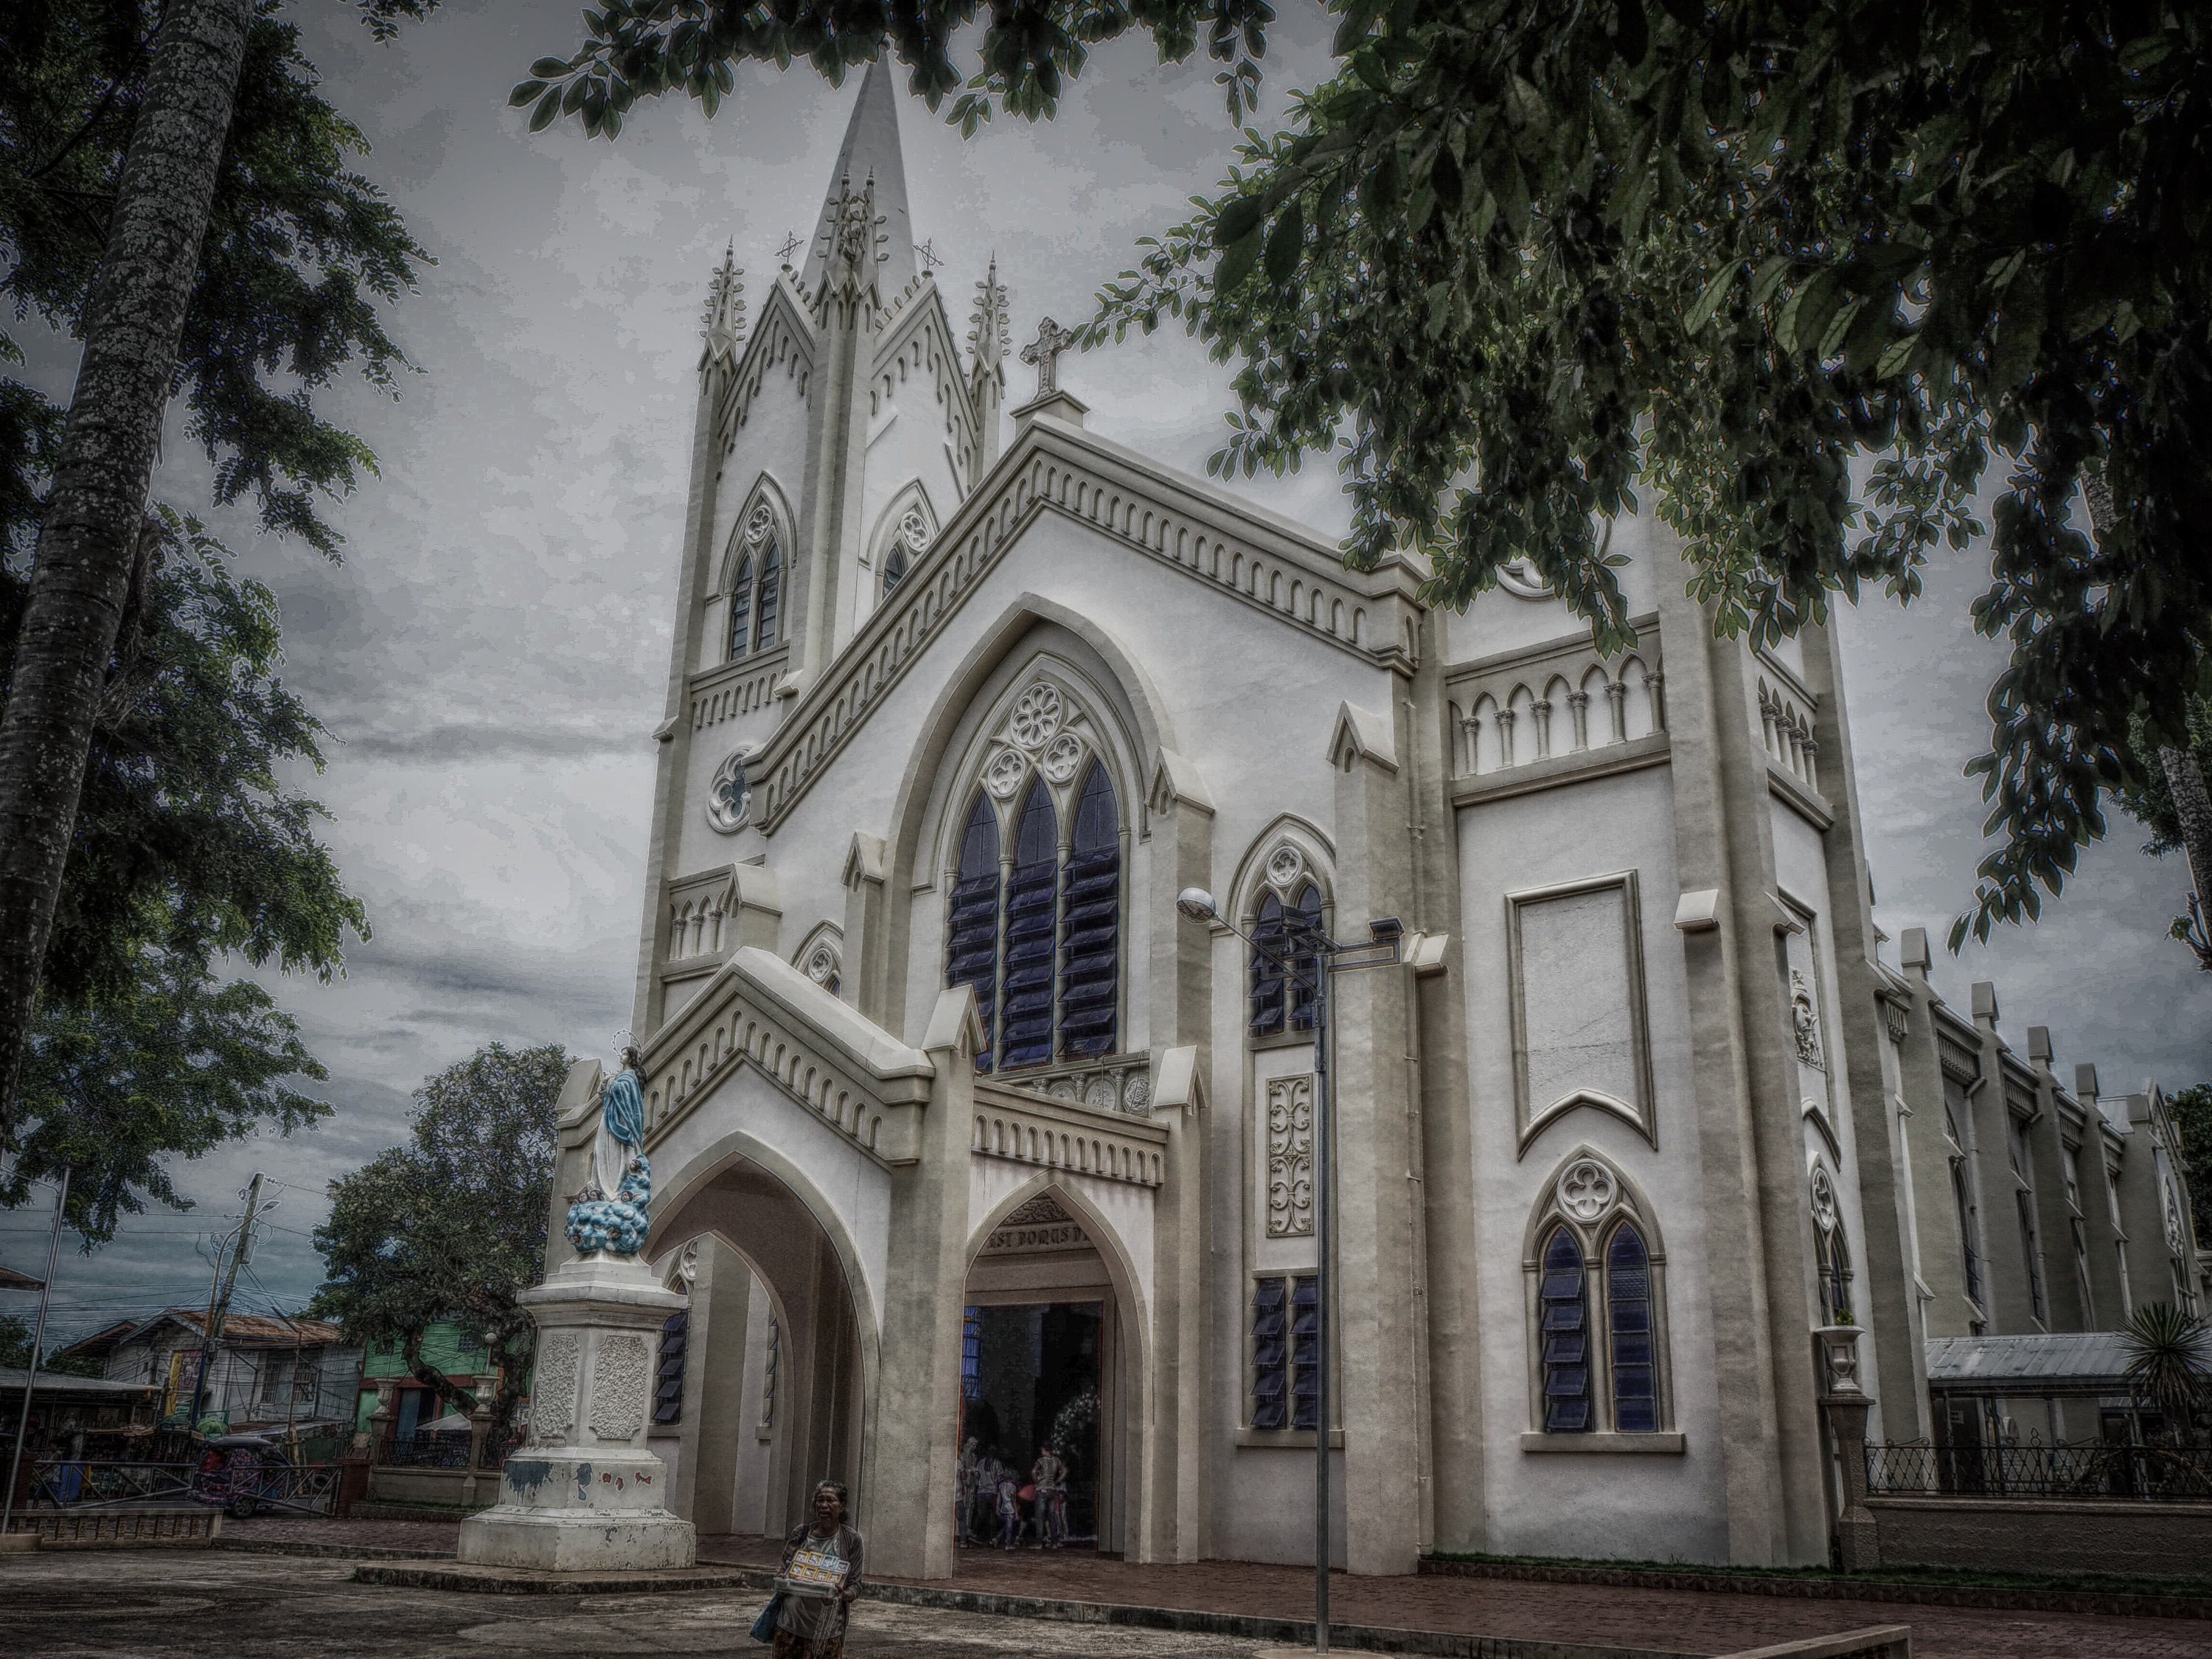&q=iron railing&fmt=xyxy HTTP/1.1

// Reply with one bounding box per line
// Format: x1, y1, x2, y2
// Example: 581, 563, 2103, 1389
373, 1429, 472, 1469
1867, 1439, 2212, 1501
13, 1457, 338, 1516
